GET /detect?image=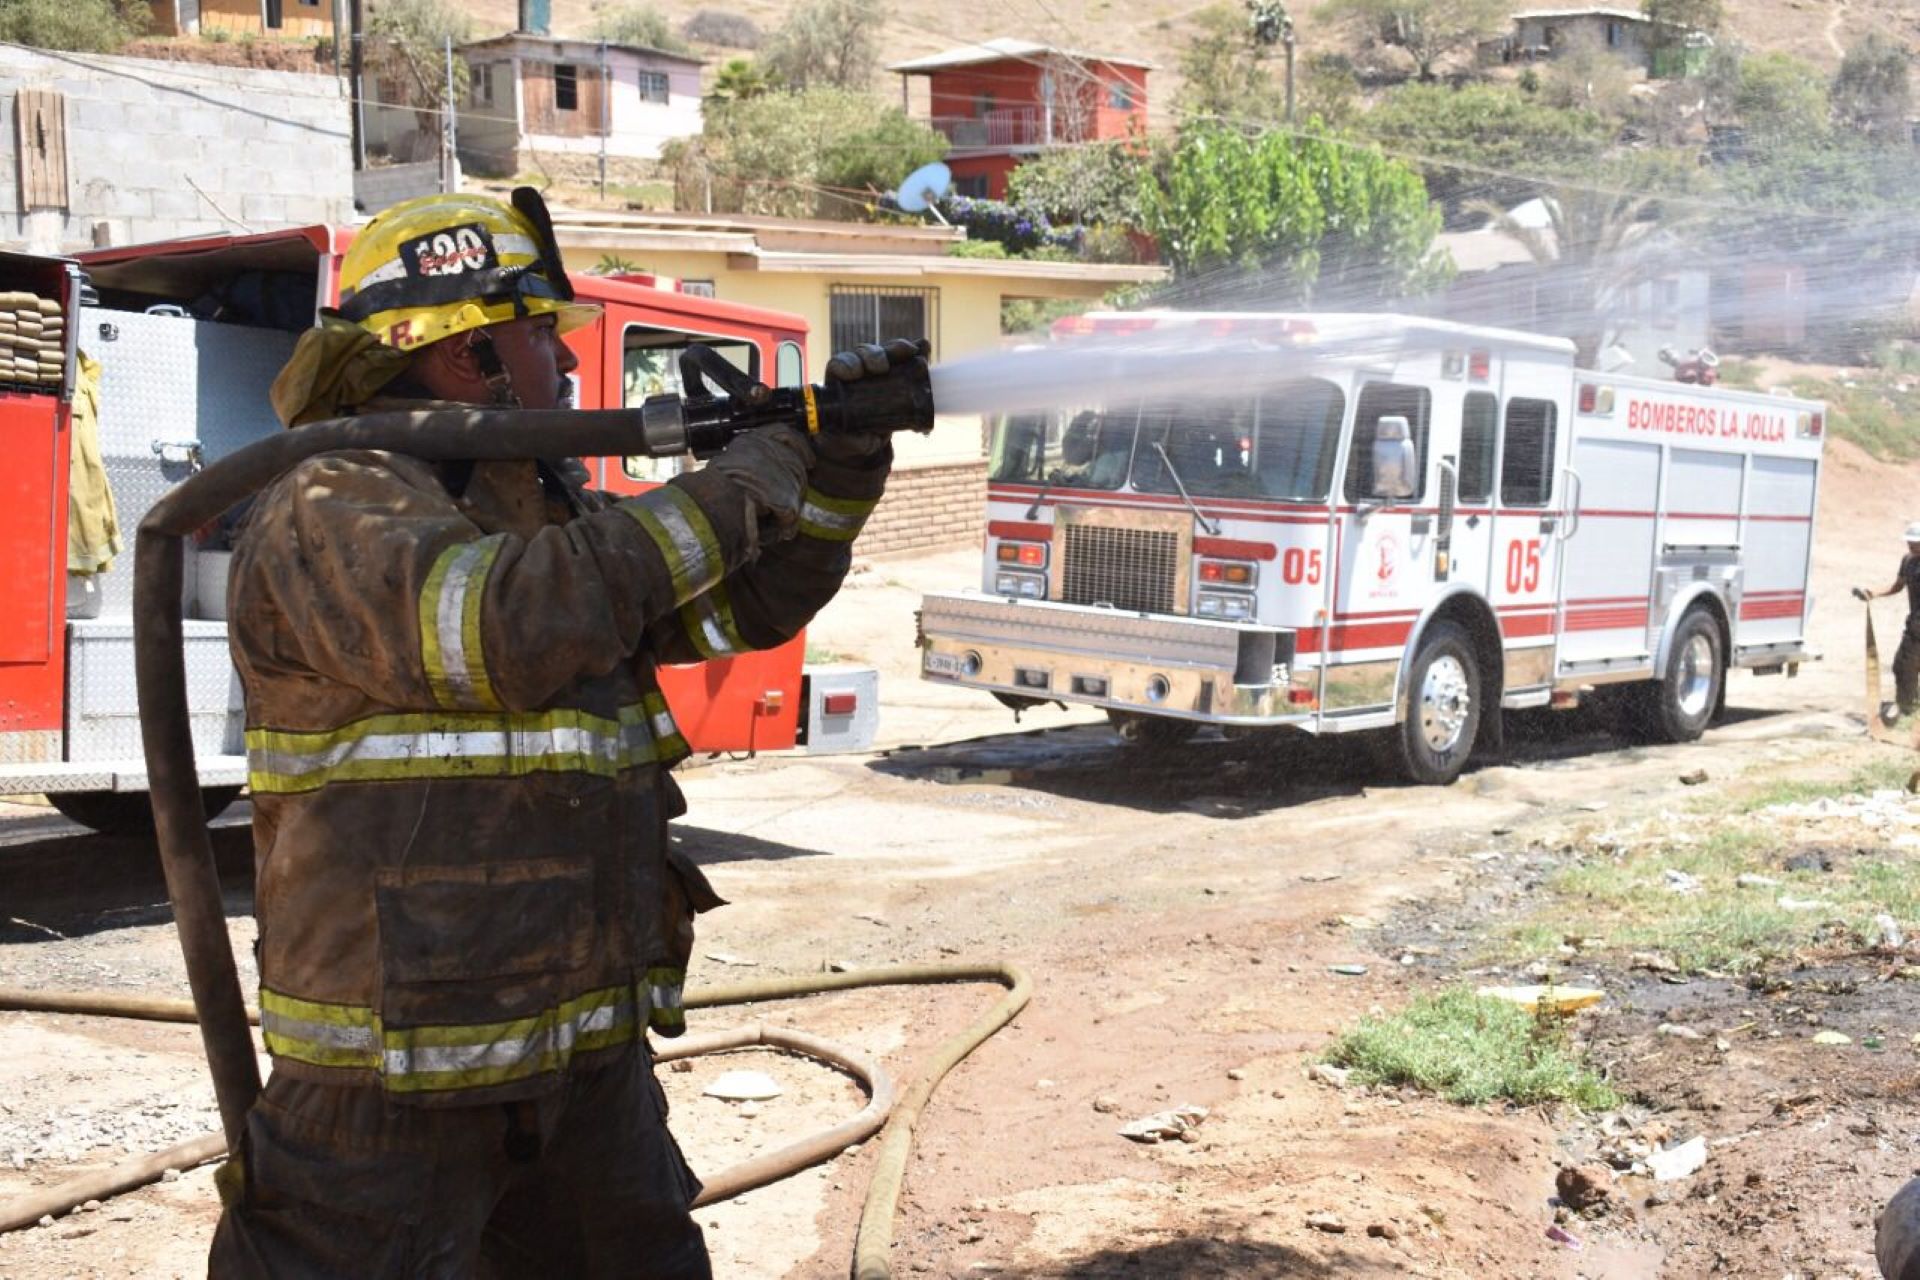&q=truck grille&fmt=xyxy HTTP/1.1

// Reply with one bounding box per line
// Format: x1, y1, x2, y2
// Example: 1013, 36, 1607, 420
1060, 525, 1180, 614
